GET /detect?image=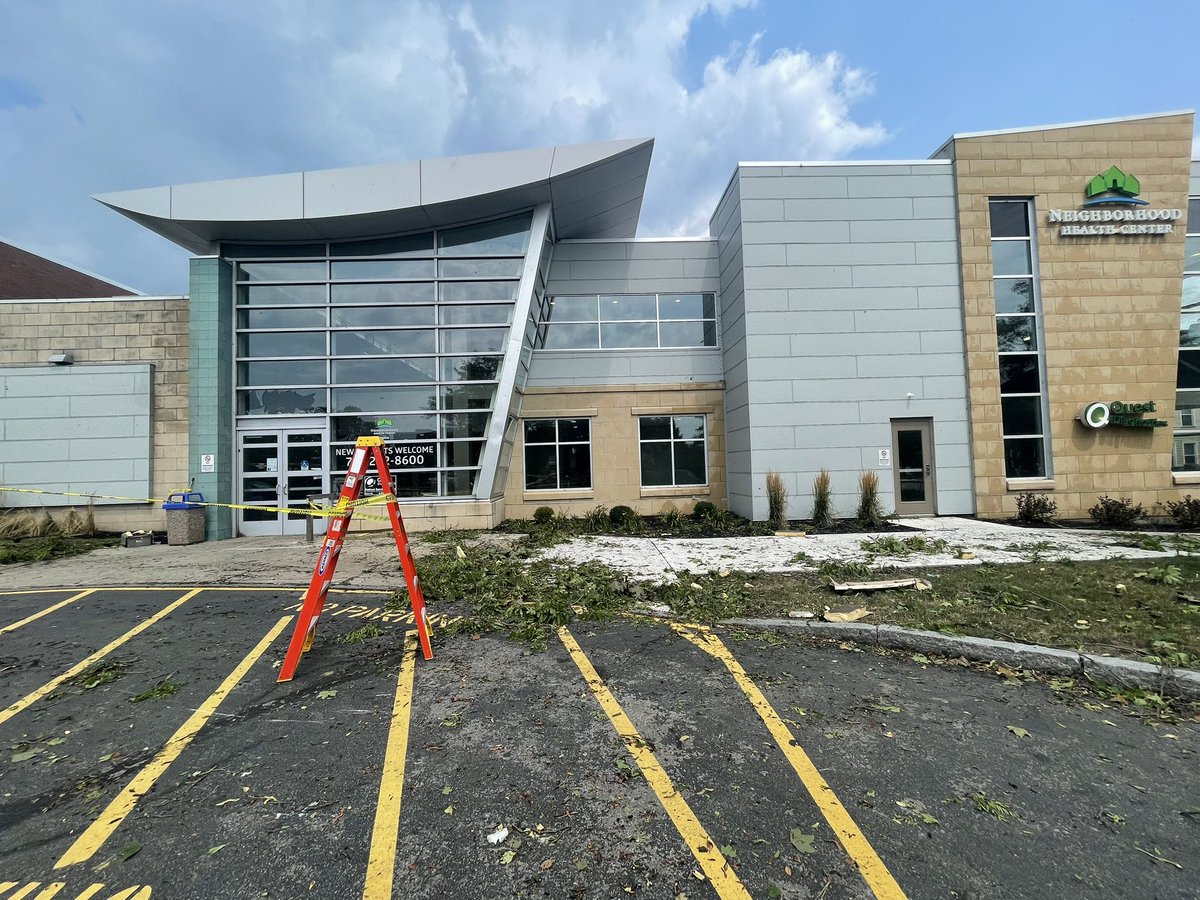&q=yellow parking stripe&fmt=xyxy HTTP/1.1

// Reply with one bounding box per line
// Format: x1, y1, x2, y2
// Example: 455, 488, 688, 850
362, 631, 419, 900
0, 589, 204, 729
55, 615, 293, 869
672, 625, 907, 900
0, 590, 96, 636
558, 626, 751, 899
